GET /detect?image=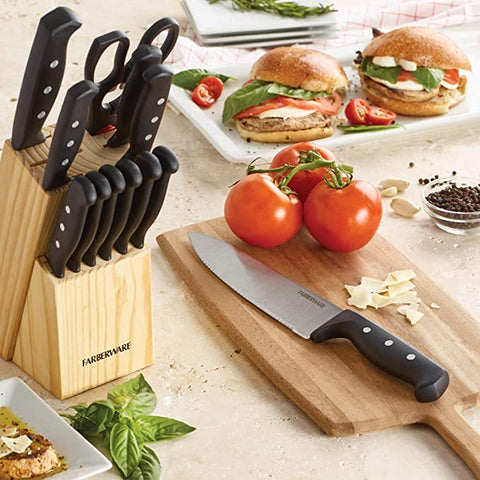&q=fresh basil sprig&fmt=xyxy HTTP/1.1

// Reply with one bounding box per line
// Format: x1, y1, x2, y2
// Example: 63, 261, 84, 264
62, 374, 195, 480
172, 68, 235, 91
412, 67, 444, 91
338, 124, 401, 134
266, 83, 329, 99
